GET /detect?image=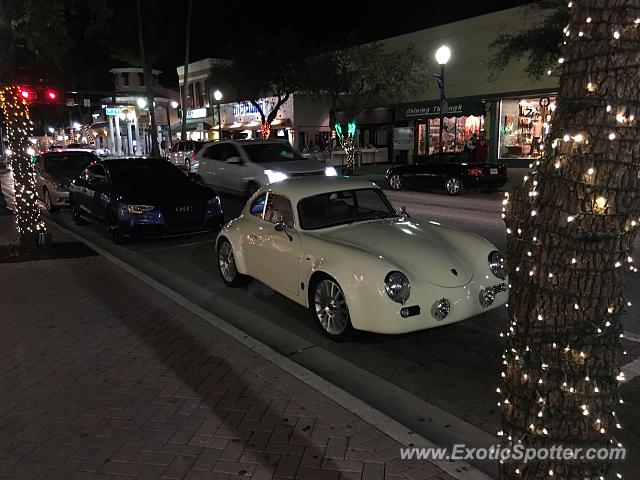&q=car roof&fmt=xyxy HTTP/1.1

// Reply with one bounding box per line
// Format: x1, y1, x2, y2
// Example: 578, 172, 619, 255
201, 139, 289, 148
41, 151, 98, 157
100, 157, 166, 165
260, 176, 380, 203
